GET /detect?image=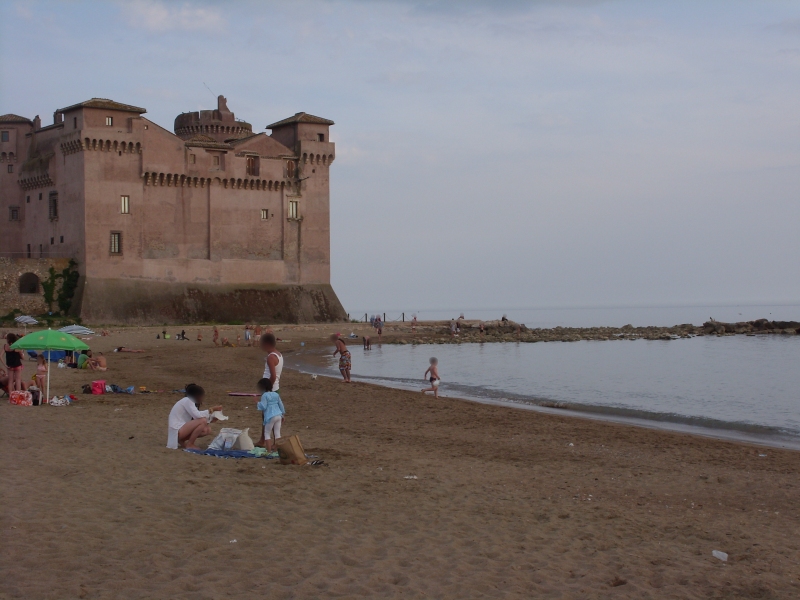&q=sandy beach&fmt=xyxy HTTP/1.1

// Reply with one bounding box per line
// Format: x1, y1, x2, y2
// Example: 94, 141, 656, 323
2, 324, 799, 599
